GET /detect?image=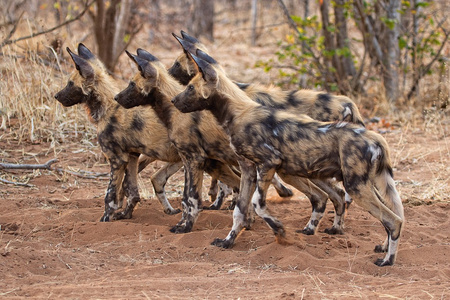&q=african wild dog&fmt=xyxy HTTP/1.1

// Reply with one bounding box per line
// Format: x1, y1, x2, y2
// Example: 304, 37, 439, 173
54, 43, 186, 221
170, 31, 364, 127
171, 49, 404, 266
171, 32, 364, 209
114, 49, 349, 236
